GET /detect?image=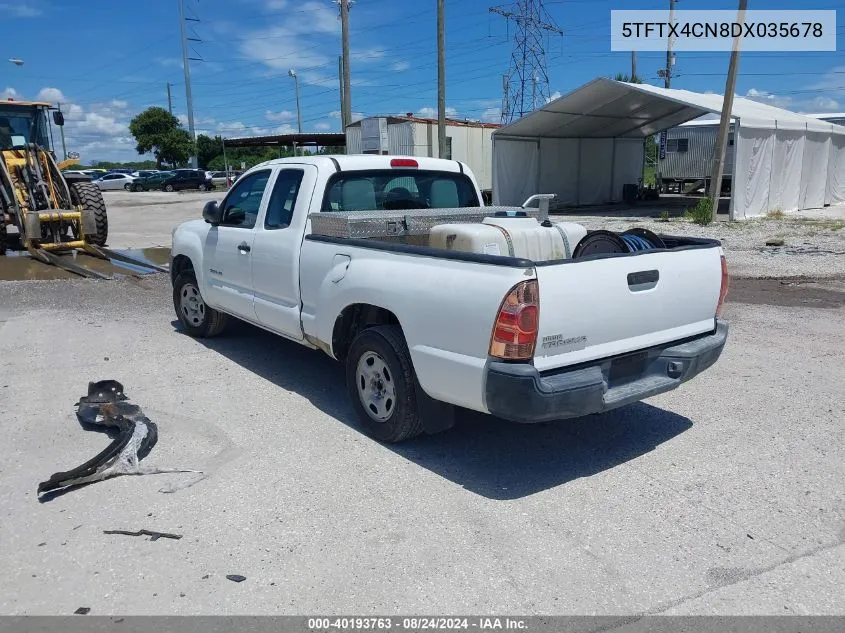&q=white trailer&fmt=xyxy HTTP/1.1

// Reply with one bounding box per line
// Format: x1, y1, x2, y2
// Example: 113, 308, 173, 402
345, 115, 499, 199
